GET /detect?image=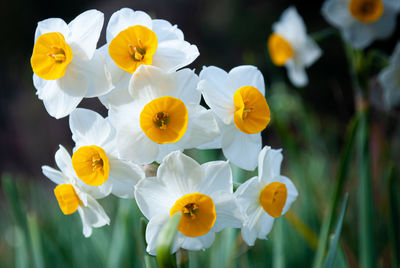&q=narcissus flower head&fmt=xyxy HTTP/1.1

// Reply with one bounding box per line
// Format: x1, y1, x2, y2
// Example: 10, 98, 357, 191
109, 65, 219, 164
322, 0, 400, 49
99, 8, 200, 107
42, 145, 110, 237
31, 9, 114, 119
69, 108, 145, 198
234, 146, 298, 246
134, 151, 243, 255
198, 65, 269, 170
268, 6, 322, 87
